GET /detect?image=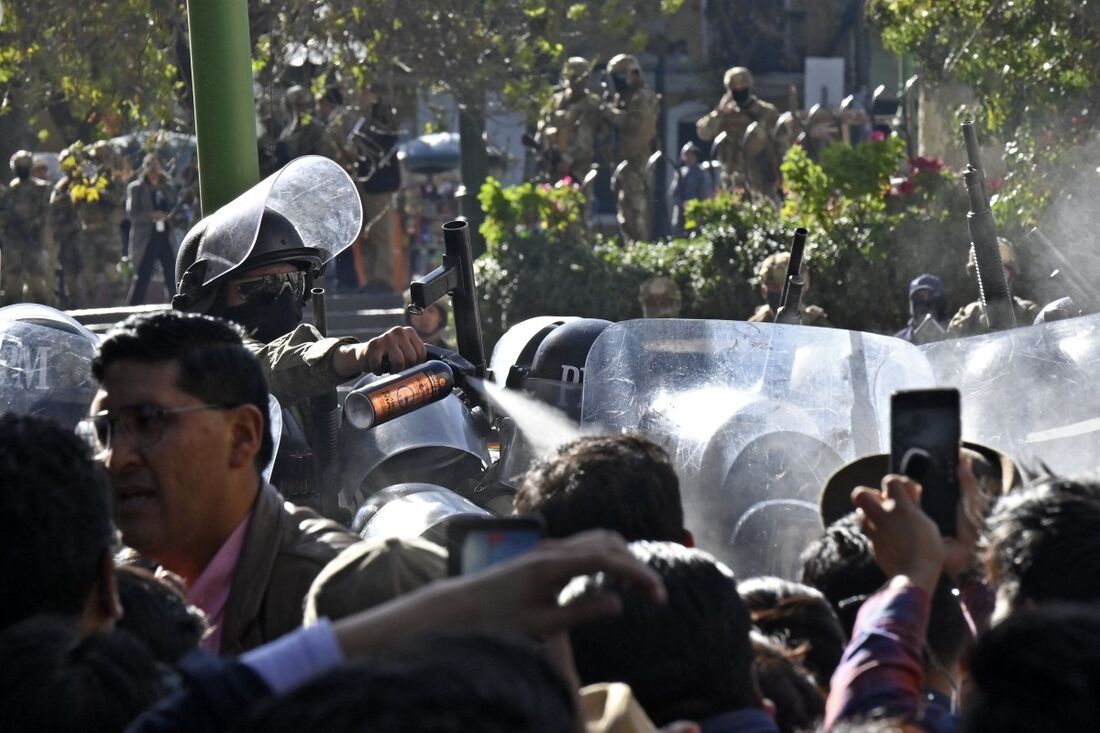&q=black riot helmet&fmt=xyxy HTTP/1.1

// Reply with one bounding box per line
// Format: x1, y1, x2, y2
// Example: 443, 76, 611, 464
172, 156, 362, 315
524, 318, 613, 421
